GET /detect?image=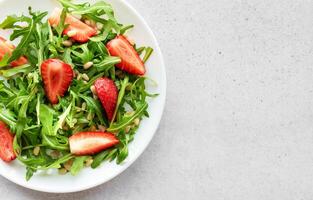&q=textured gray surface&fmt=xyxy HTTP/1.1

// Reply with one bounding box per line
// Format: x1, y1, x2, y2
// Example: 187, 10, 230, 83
2, 0, 313, 199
